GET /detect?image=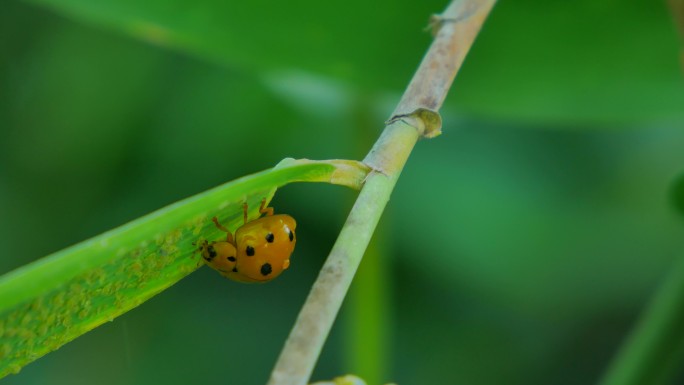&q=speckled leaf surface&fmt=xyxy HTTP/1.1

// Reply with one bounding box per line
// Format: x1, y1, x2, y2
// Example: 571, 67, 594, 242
0, 158, 368, 377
